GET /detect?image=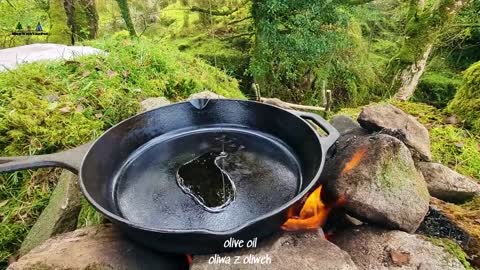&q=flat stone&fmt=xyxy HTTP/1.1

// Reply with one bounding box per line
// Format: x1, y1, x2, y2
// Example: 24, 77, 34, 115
323, 134, 430, 233
139, 97, 171, 112
332, 226, 466, 270
188, 90, 225, 100
19, 170, 82, 256
9, 224, 188, 270
331, 115, 368, 136
418, 162, 480, 202
0, 44, 104, 72
191, 231, 358, 270
358, 104, 432, 161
